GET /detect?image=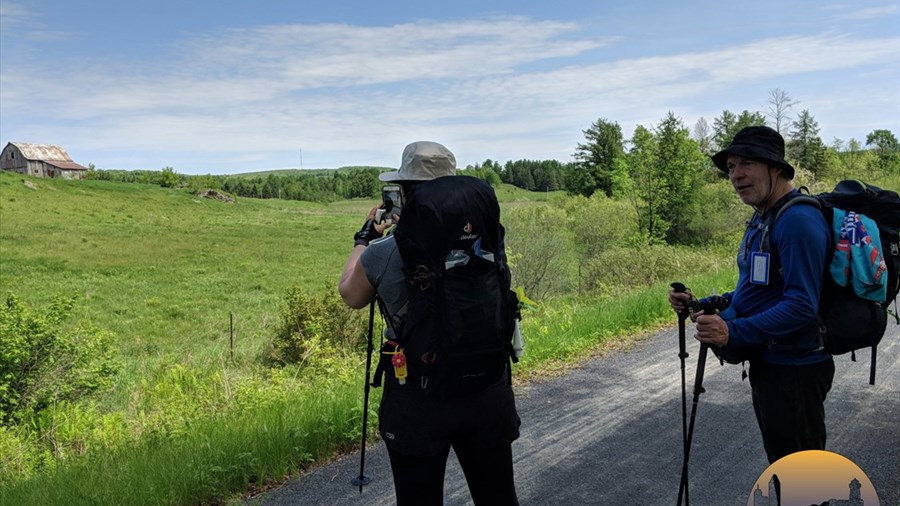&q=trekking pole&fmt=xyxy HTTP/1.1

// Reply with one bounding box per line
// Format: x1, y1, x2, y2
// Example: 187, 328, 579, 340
678, 341, 710, 506
351, 300, 376, 492
670, 282, 691, 506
